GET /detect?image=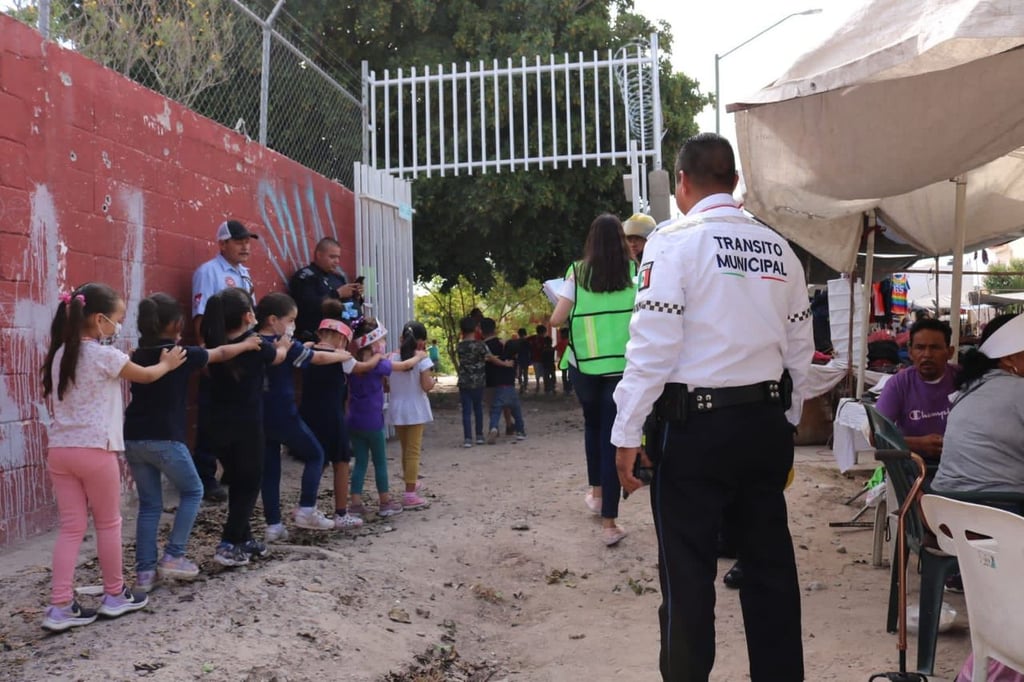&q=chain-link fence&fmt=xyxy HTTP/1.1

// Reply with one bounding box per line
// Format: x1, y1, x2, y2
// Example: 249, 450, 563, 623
5, 0, 364, 189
